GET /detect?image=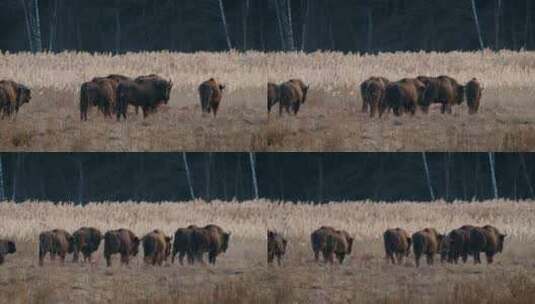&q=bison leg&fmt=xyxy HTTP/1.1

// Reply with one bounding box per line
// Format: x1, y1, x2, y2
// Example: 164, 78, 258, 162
208, 251, 217, 265
396, 253, 403, 265
0, 255, 4, 265
179, 252, 187, 265
485, 252, 494, 264
336, 253, 346, 264
473, 252, 480, 264
313, 250, 320, 262
426, 254, 433, 266
268, 251, 274, 264
414, 254, 421, 267
142, 107, 150, 119
277, 254, 283, 266
105, 254, 112, 267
